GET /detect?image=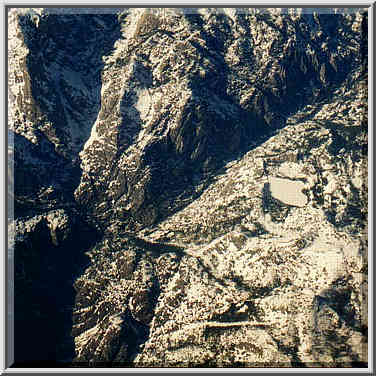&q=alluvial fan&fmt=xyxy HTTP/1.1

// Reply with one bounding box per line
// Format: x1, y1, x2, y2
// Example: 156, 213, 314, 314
8, 7, 368, 367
